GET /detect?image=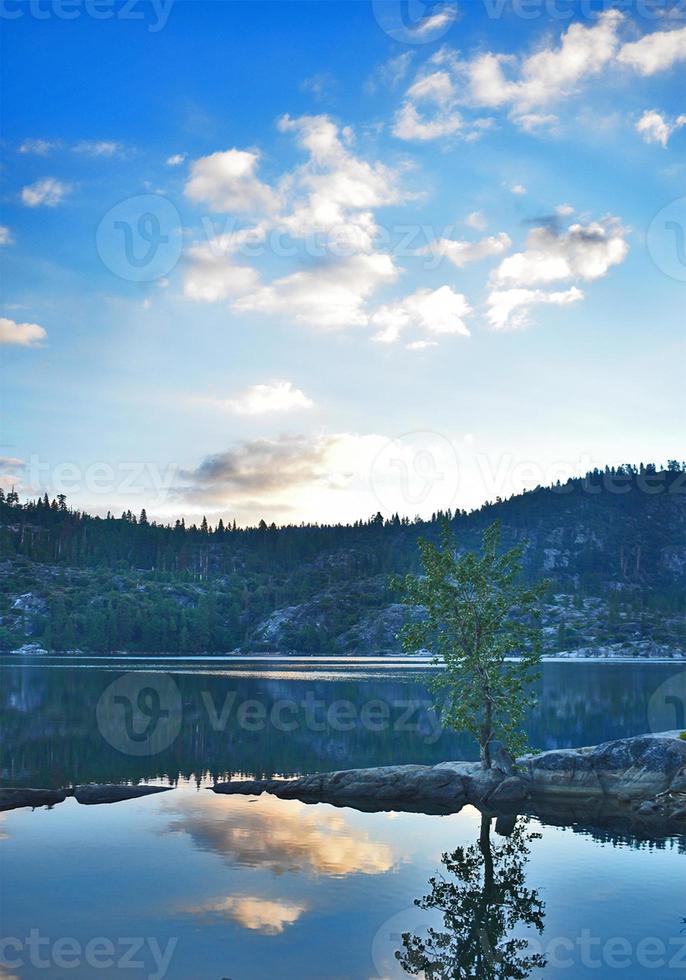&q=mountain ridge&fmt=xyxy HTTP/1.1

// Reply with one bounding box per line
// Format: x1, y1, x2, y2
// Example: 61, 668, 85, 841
1, 462, 685, 656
